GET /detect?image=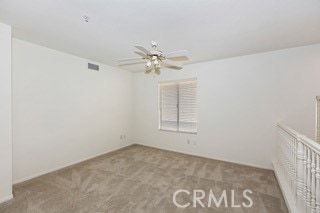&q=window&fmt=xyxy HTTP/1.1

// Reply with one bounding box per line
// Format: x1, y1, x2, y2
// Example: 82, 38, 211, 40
159, 79, 197, 134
